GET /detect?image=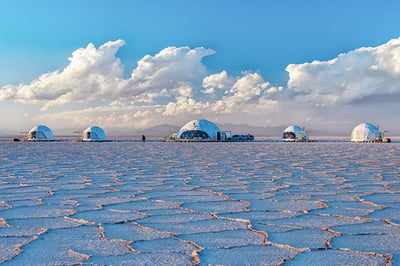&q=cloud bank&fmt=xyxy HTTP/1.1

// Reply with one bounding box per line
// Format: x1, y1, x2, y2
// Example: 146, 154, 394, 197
287, 38, 400, 106
2, 37, 400, 133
